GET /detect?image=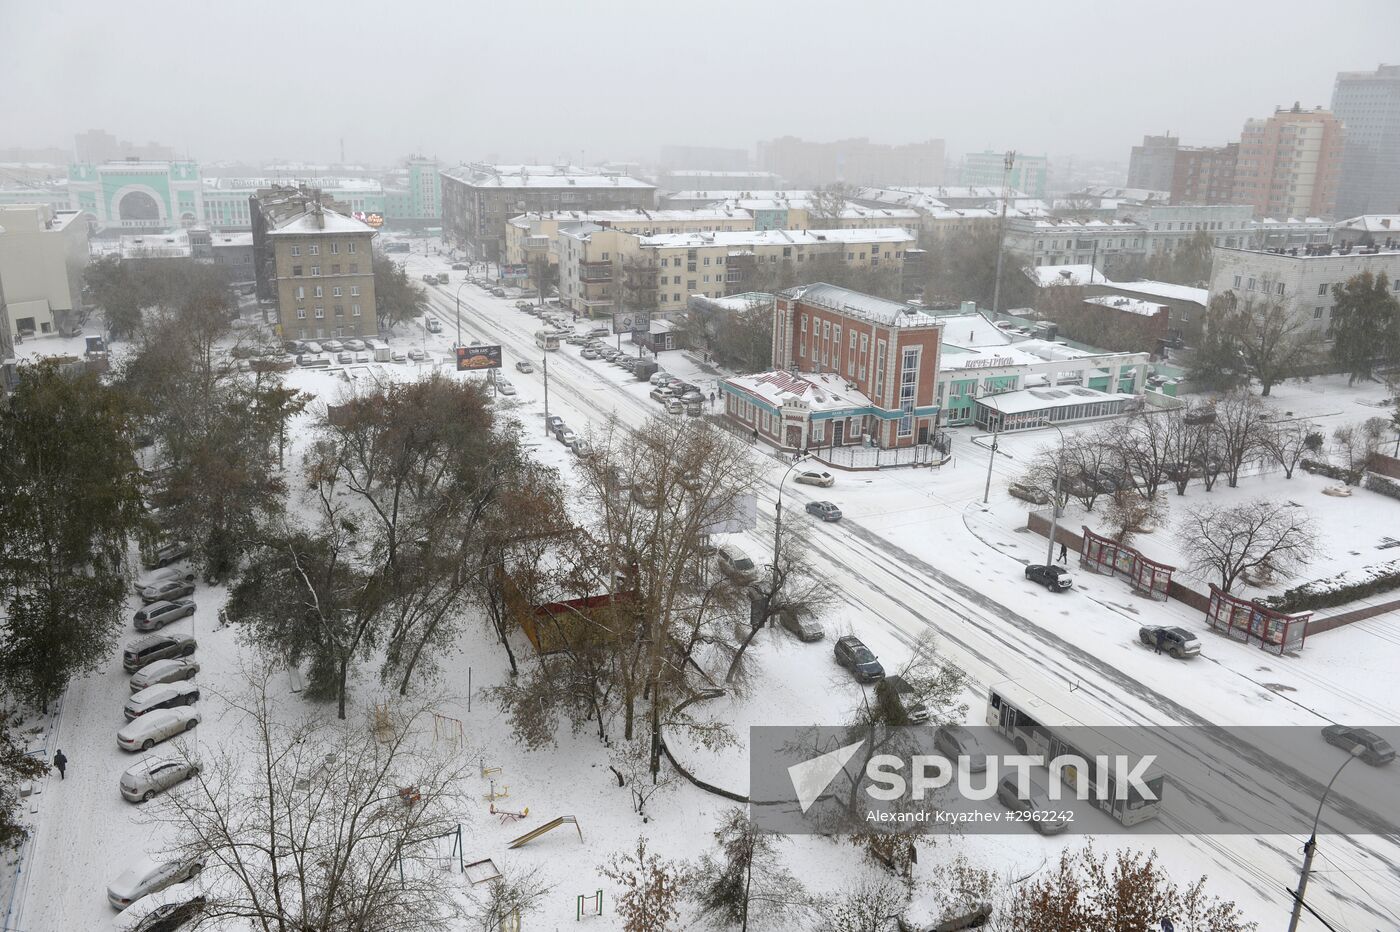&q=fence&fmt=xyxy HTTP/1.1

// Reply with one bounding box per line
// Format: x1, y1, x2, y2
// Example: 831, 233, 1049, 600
1078, 526, 1174, 601
814, 442, 935, 470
